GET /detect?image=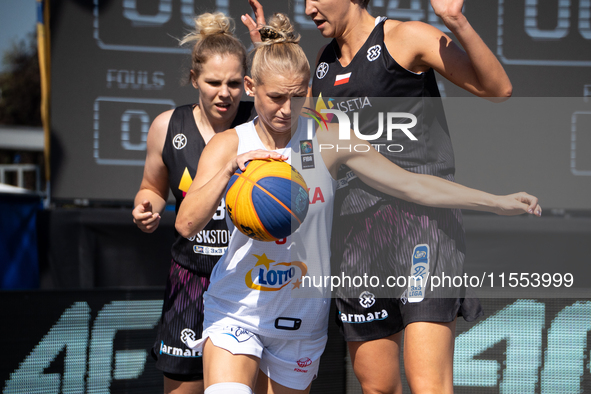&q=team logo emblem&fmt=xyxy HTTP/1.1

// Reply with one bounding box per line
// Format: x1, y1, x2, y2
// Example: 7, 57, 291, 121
316, 62, 329, 79
359, 291, 376, 308
180, 328, 197, 347
222, 326, 254, 343
173, 133, 187, 150
367, 45, 381, 62
297, 357, 312, 367
300, 140, 313, 154
400, 289, 408, 305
